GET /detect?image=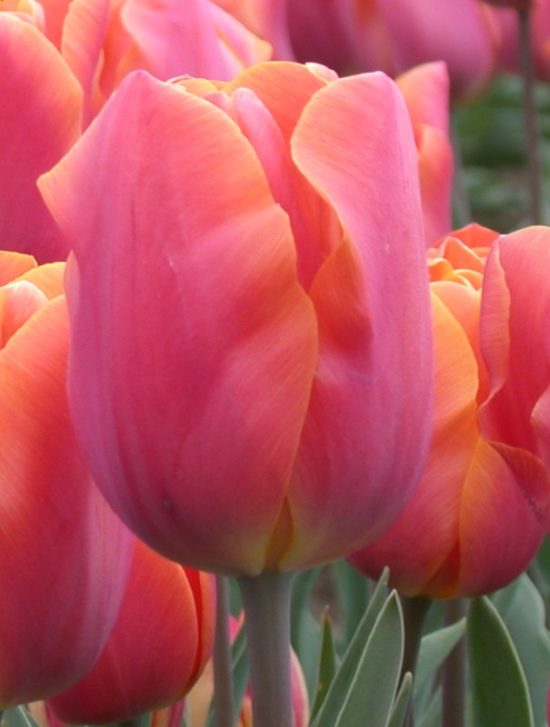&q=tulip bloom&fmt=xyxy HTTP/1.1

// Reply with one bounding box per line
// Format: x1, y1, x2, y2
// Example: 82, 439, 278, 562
350, 225, 549, 598
45, 539, 215, 724
215, 0, 502, 100
0, 251, 131, 705
187, 616, 309, 727
40, 62, 432, 576
1, 1, 269, 262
